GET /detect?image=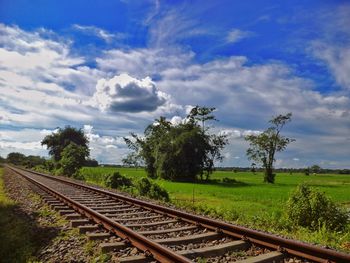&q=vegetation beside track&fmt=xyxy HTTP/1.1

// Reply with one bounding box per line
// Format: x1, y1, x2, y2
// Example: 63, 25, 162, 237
81, 166, 350, 252
0, 167, 37, 262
